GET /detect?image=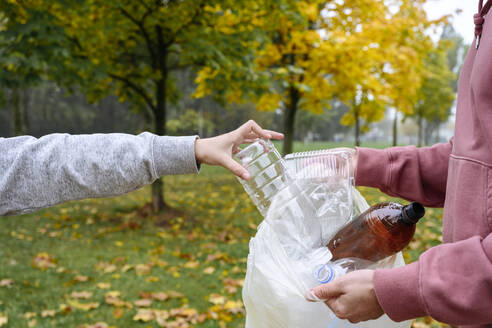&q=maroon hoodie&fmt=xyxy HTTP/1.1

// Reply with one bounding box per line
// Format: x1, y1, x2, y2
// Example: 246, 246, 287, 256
355, 1, 492, 326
